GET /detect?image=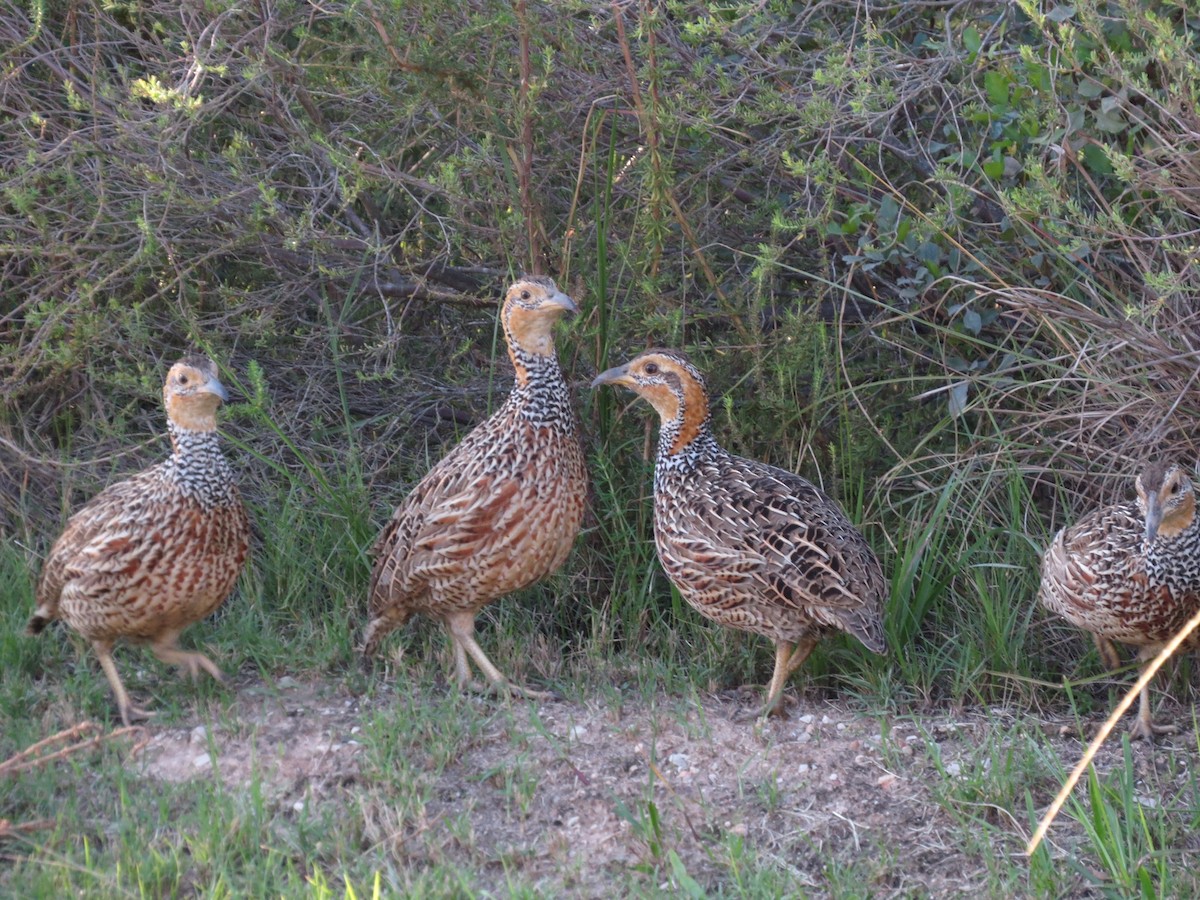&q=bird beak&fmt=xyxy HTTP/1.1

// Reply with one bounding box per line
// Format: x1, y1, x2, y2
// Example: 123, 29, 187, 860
203, 373, 230, 403
1144, 492, 1164, 544
591, 362, 631, 389
549, 289, 578, 316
